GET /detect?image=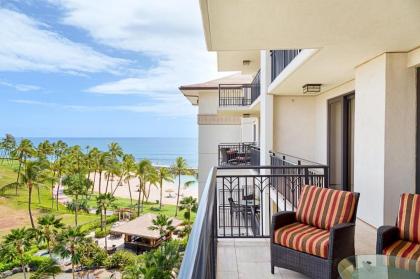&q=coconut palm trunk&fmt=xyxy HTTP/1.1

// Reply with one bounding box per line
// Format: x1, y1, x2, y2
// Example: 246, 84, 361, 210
175, 173, 181, 217
28, 183, 35, 228
16, 154, 23, 195
160, 178, 163, 210
127, 180, 133, 206
98, 171, 102, 194
56, 175, 61, 210
74, 195, 79, 226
